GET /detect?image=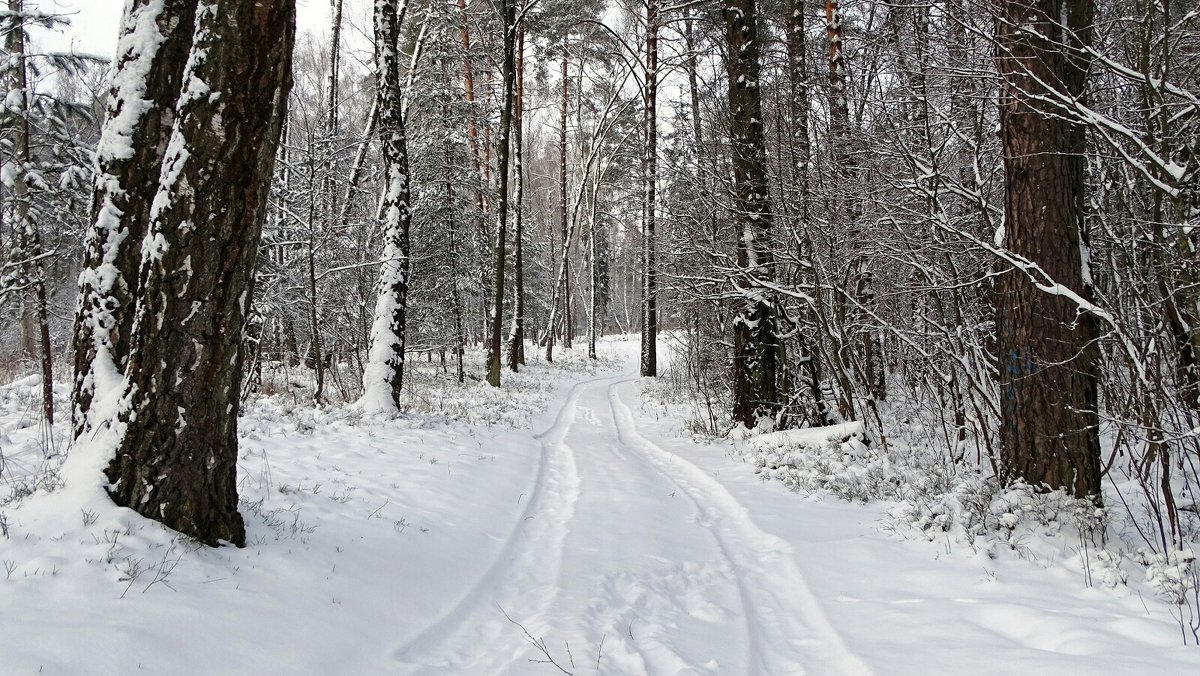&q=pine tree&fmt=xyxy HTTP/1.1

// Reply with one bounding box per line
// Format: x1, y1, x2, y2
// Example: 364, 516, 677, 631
638, 0, 658, 377
994, 0, 1101, 498
485, 0, 518, 387
725, 0, 780, 428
